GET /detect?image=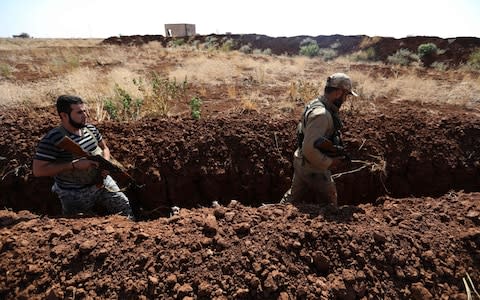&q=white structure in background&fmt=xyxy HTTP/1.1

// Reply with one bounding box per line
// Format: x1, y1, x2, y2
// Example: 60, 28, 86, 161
164, 24, 196, 37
